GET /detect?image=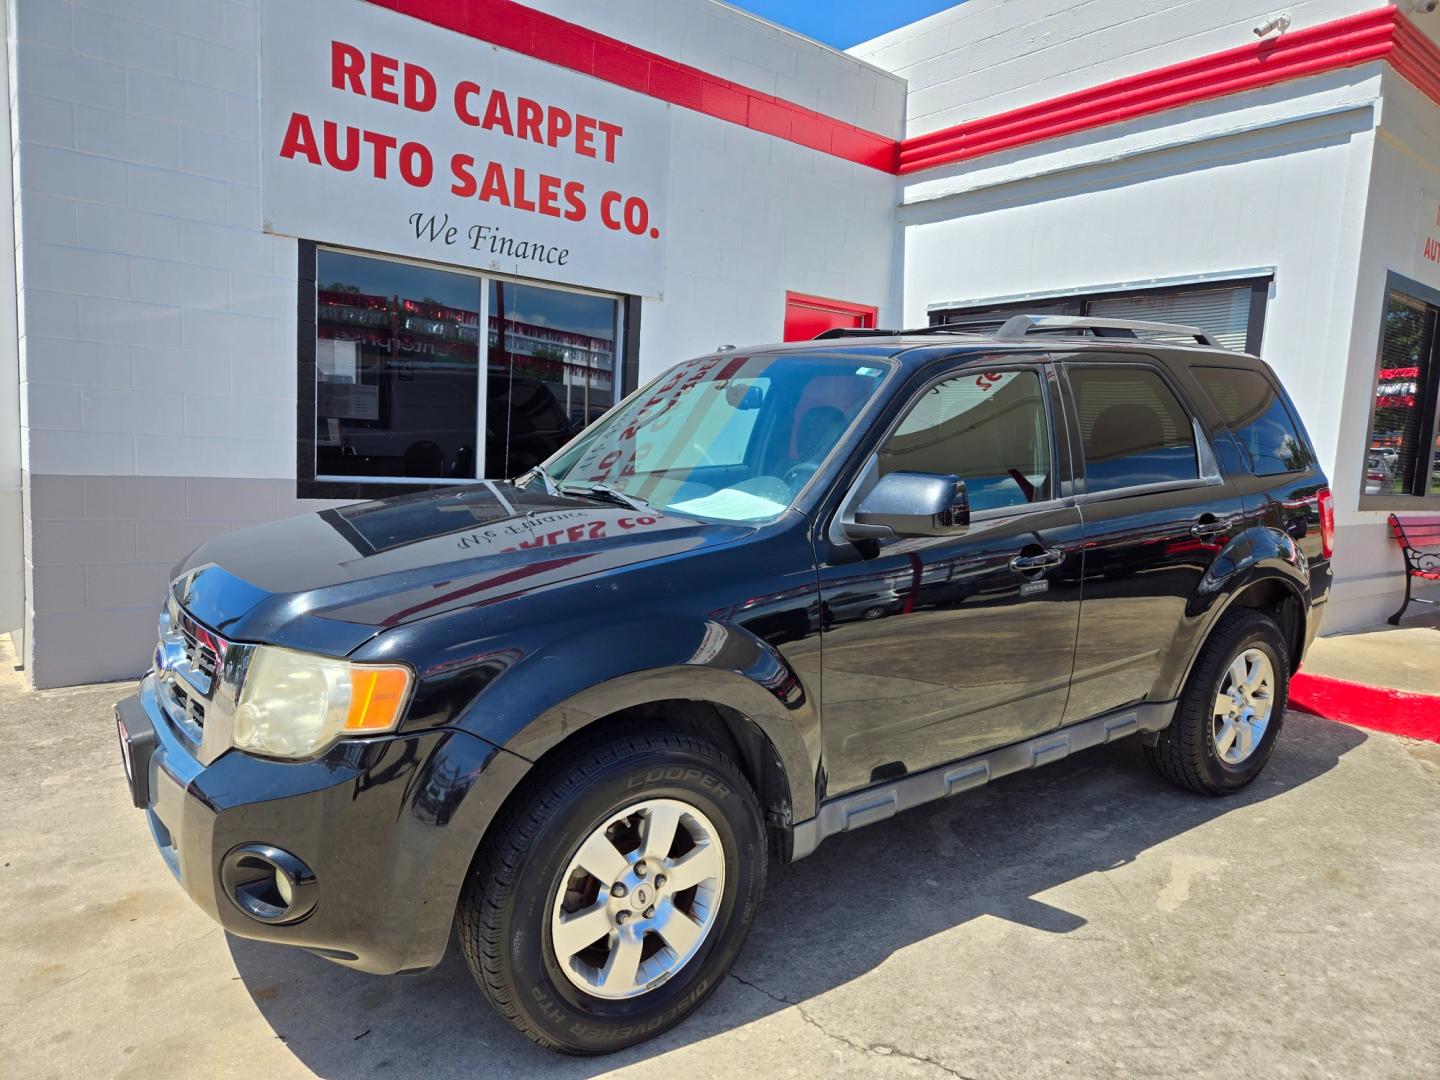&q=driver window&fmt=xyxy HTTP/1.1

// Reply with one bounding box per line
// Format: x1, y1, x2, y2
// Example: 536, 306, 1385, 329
879, 369, 1052, 512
